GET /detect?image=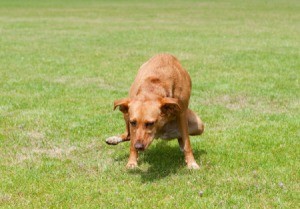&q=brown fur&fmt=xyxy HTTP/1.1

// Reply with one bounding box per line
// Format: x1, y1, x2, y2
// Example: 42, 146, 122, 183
106, 54, 204, 169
